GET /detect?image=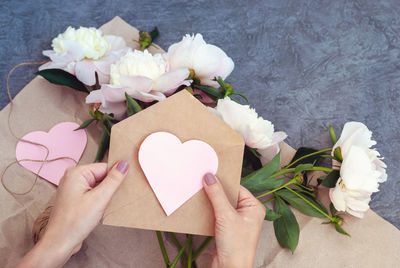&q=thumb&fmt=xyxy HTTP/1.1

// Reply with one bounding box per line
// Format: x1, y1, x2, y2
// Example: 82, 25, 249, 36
203, 173, 235, 217
91, 160, 129, 204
